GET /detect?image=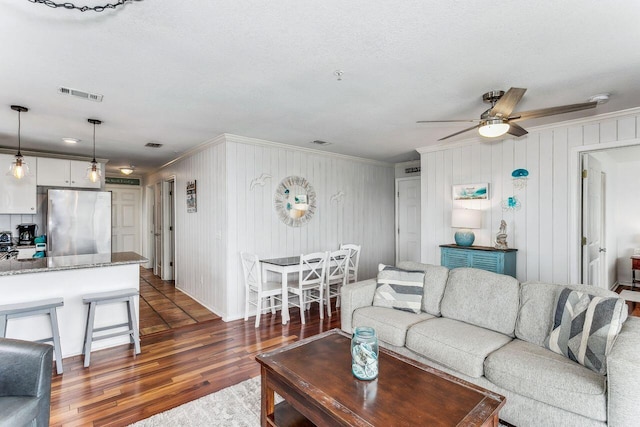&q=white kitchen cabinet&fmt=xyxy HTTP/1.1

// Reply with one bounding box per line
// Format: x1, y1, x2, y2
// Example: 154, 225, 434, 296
37, 158, 101, 188
0, 153, 37, 214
